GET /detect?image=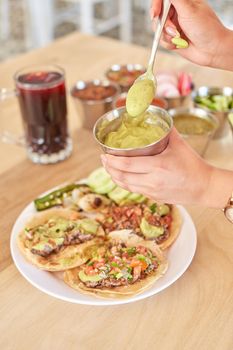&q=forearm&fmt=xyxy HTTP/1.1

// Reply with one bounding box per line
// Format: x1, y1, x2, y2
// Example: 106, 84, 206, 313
212, 28, 233, 71
202, 167, 233, 209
